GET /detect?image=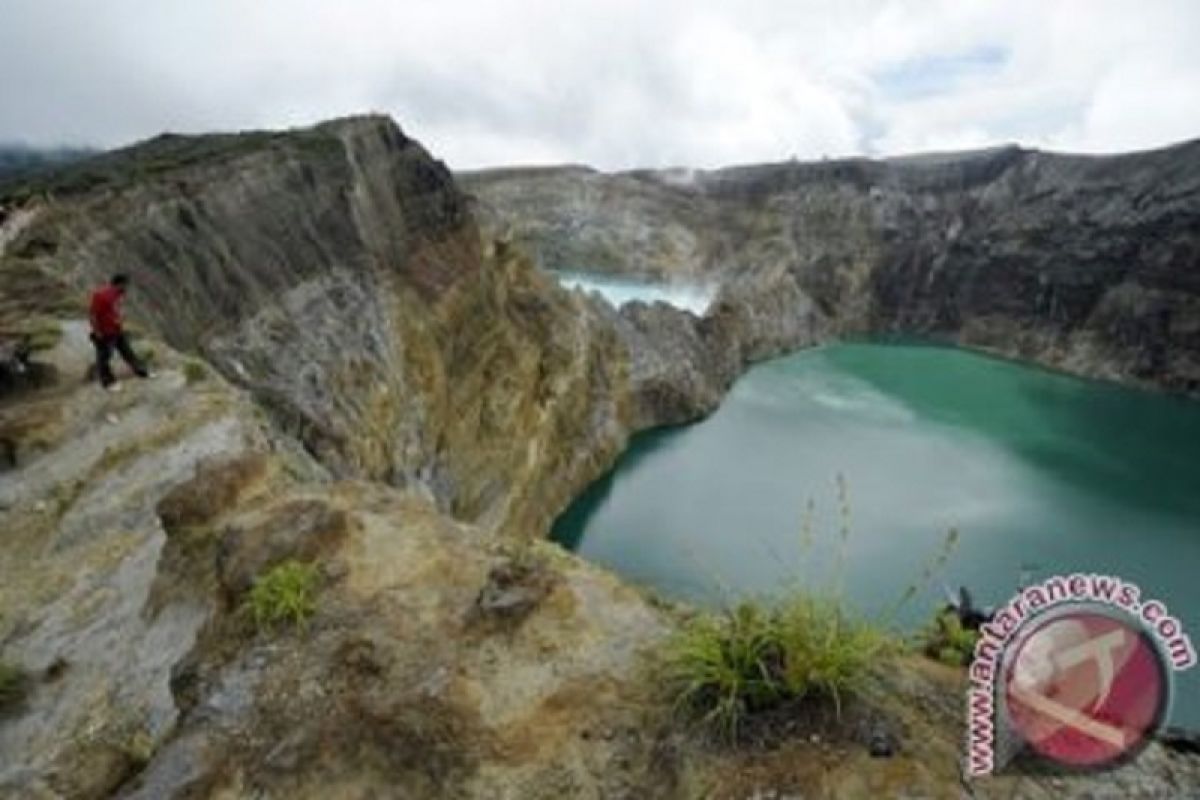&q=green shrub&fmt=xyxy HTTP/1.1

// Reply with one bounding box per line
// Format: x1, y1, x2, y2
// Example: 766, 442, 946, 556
662, 477, 958, 740
123, 729, 156, 767
0, 661, 29, 711
246, 560, 319, 631
774, 596, 884, 714
666, 604, 779, 736
24, 318, 62, 352
917, 609, 979, 667
183, 359, 208, 385
664, 595, 884, 738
